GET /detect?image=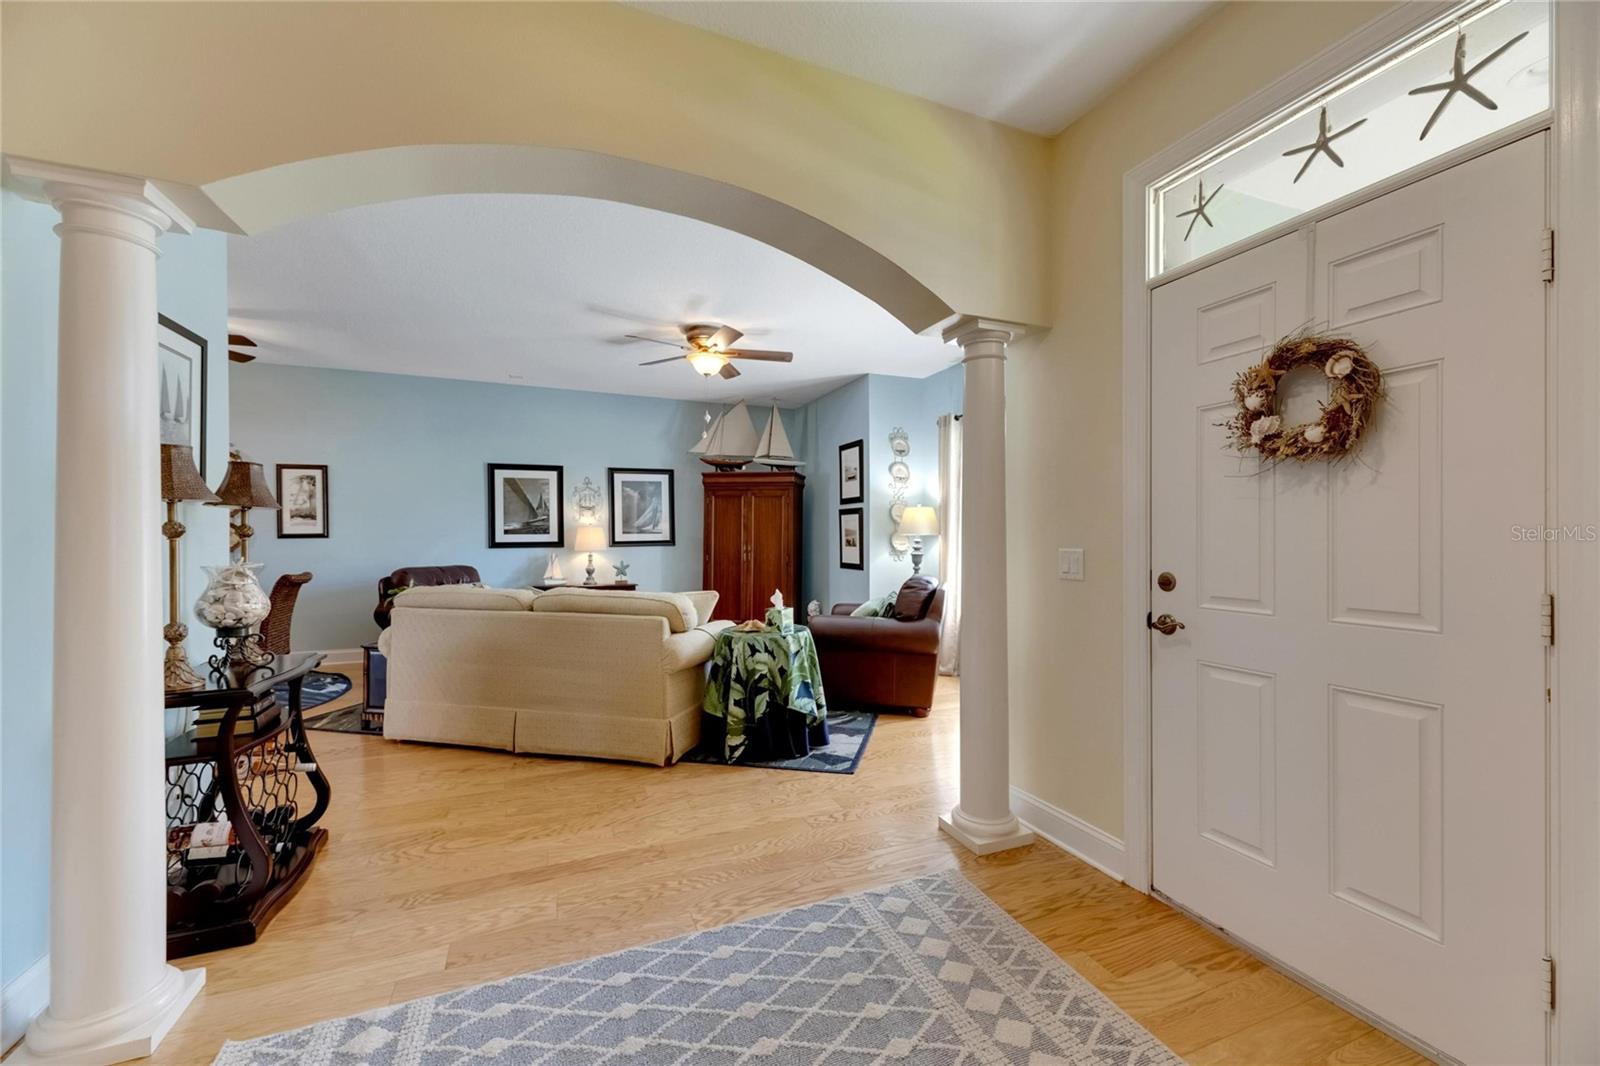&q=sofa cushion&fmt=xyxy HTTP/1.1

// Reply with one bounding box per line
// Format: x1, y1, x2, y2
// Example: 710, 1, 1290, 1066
891, 576, 939, 621
685, 590, 720, 626
533, 587, 702, 632
394, 585, 539, 612
850, 593, 895, 618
